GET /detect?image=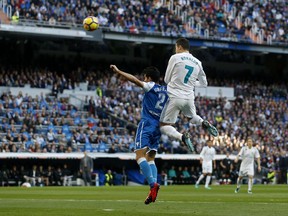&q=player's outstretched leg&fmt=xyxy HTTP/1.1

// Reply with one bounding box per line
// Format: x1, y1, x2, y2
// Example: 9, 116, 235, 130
182, 132, 194, 152
202, 120, 218, 137
204, 175, 212, 190
247, 177, 253, 194
235, 177, 241, 193
151, 183, 160, 202
235, 187, 240, 193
